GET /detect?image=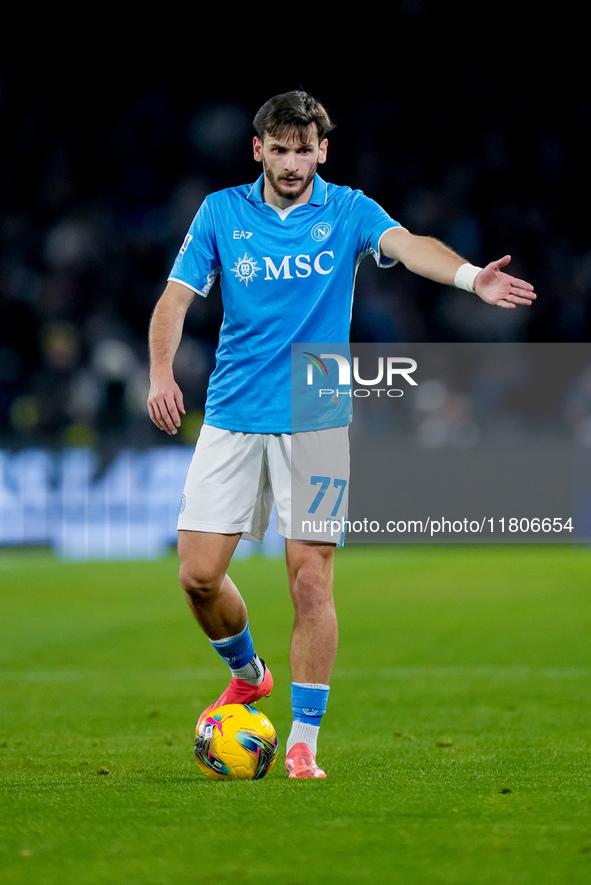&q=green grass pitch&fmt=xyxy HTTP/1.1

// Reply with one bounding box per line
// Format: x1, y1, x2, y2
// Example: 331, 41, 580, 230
1, 545, 591, 884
